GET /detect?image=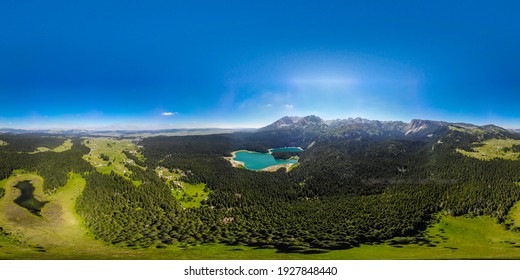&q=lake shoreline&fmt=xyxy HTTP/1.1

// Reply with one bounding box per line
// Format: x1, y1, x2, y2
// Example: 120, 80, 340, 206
225, 150, 247, 168
226, 148, 301, 172
259, 163, 294, 172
